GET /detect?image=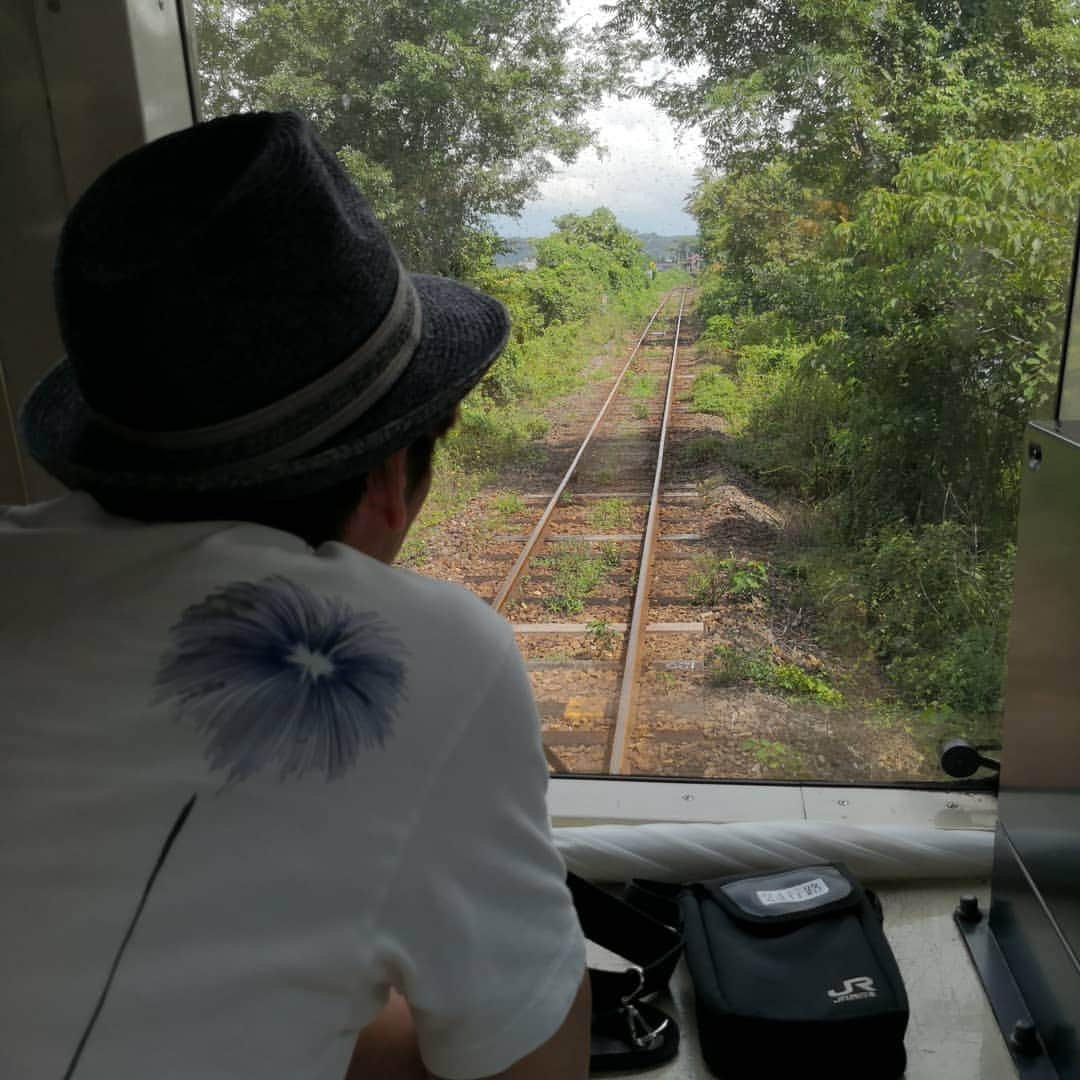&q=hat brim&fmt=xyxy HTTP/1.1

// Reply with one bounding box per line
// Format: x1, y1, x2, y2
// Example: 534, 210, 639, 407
20, 274, 509, 499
